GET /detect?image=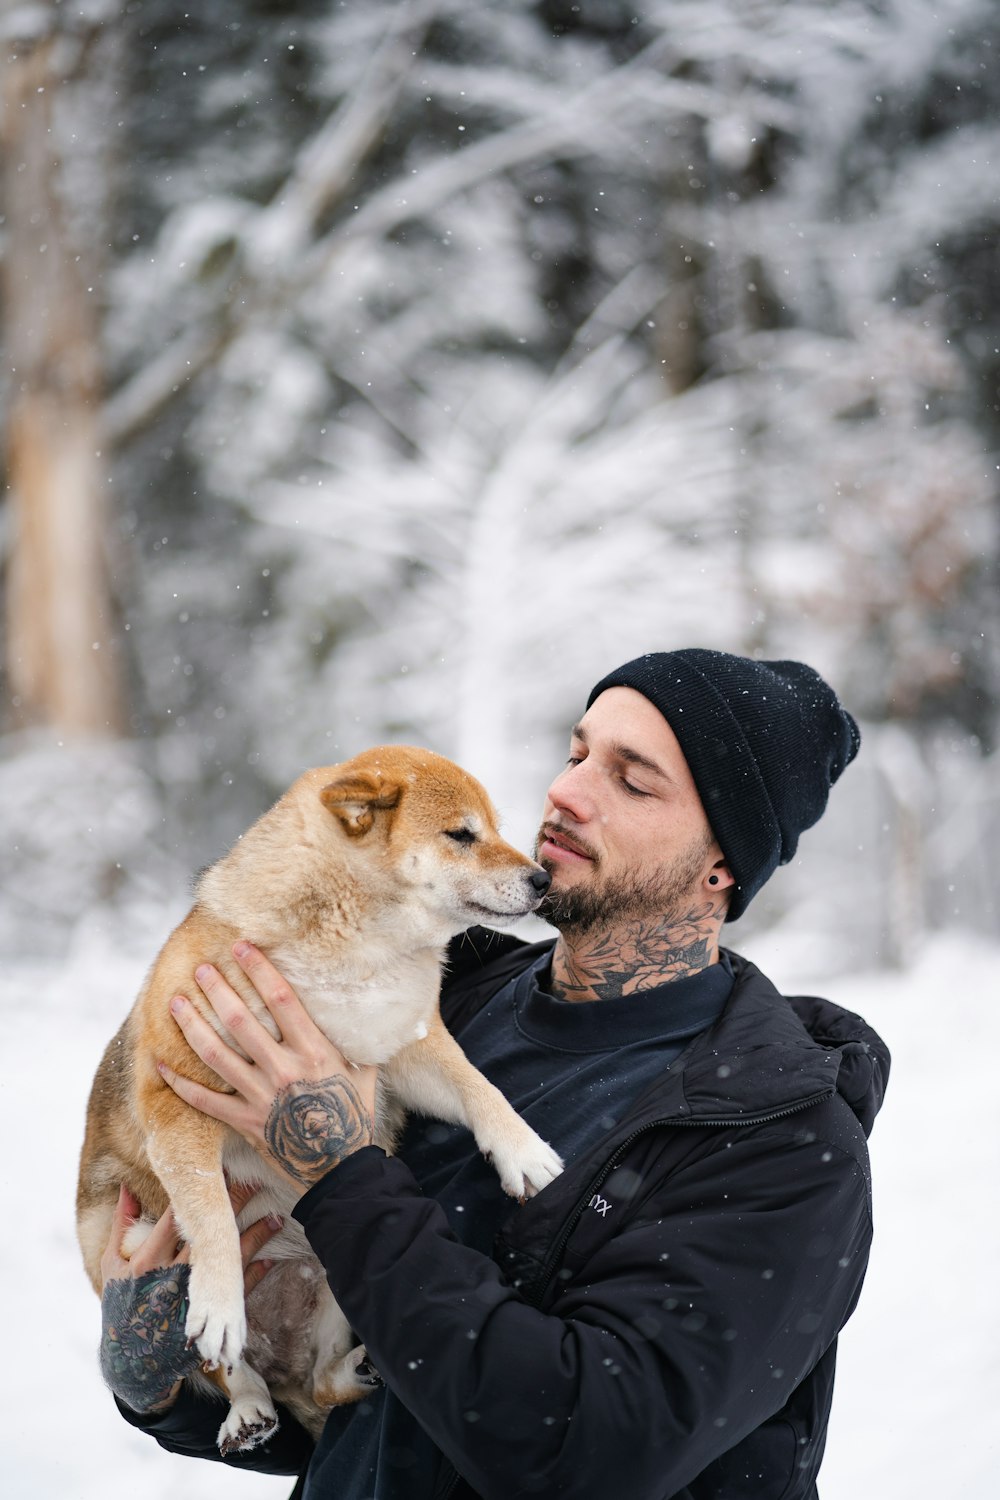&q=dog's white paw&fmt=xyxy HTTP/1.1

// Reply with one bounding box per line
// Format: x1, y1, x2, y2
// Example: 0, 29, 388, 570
314, 1344, 383, 1408
486, 1127, 564, 1200
217, 1393, 279, 1455
186, 1271, 246, 1370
